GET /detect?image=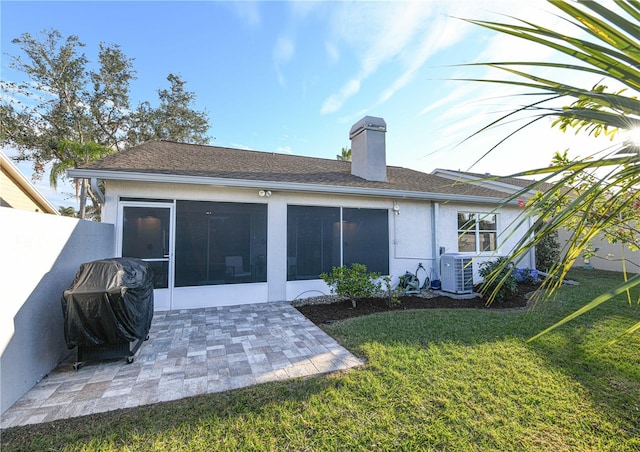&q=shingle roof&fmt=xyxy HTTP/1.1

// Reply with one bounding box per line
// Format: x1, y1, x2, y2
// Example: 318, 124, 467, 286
432, 168, 554, 193
77, 140, 511, 200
